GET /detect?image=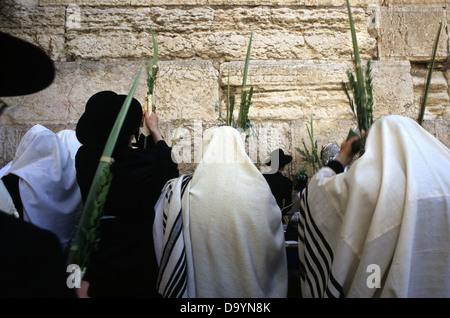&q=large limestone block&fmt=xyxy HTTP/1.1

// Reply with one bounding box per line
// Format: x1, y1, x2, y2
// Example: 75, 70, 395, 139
422, 119, 450, 148
220, 59, 413, 121
0, 60, 219, 126
39, 0, 383, 7
0, 61, 144, 126
373, 6, 447, 61
0, 123, 76, 168
370, 60, 414, 117
383, 0, 447, 5
152, 60, 220, 121
412, 68, 449, 121
0, 2, 66, 60
221, 60, 351, 121
0, 125, 32, 168
65, 6, 375, 61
